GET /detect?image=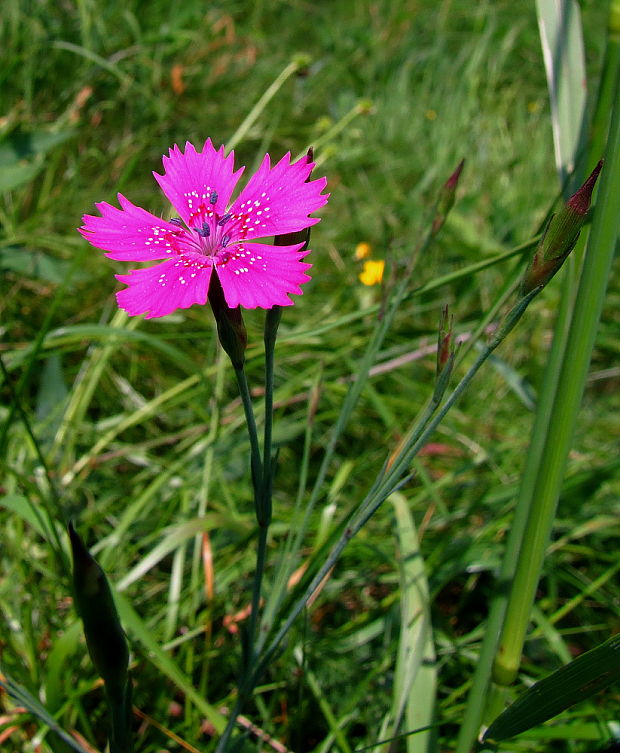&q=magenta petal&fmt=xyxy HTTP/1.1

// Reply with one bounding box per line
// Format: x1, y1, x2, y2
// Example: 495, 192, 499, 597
115, 256, 213, 318
154, 140, 244, 228
227, 152, 329, 242
79, 139, 328, 318
216, 242, 312, 309
79, 194, 196, 261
